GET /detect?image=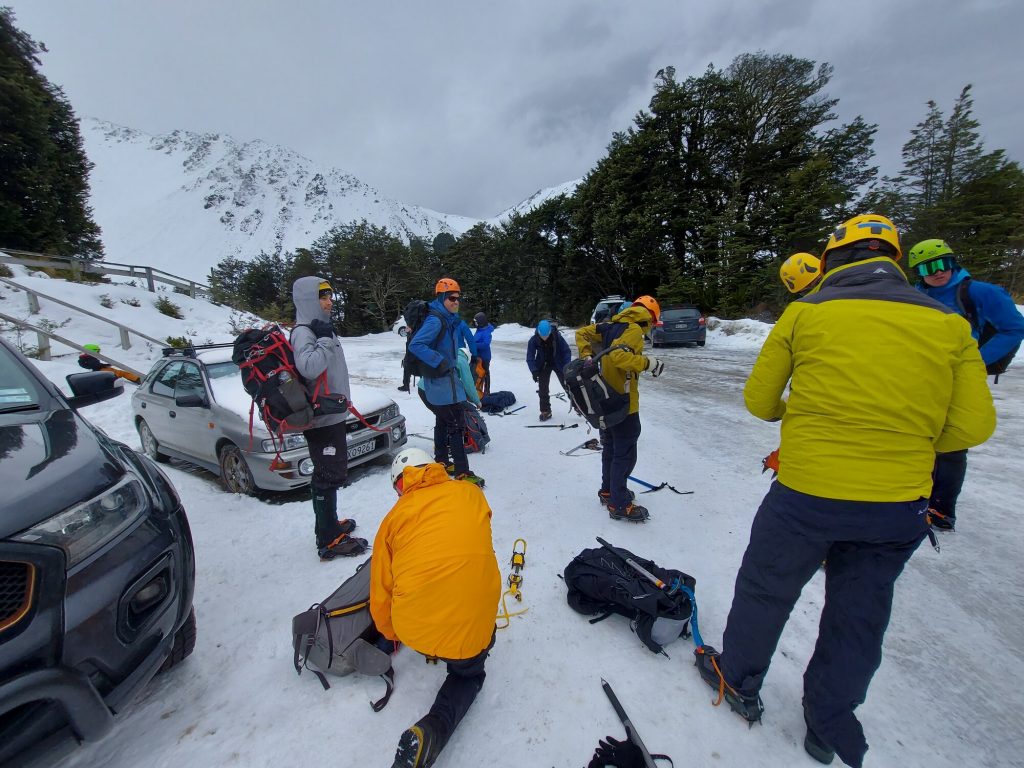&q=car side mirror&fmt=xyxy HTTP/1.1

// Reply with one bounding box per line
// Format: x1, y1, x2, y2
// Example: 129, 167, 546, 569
65, 371, 124, 408
175, 392, 208, 408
